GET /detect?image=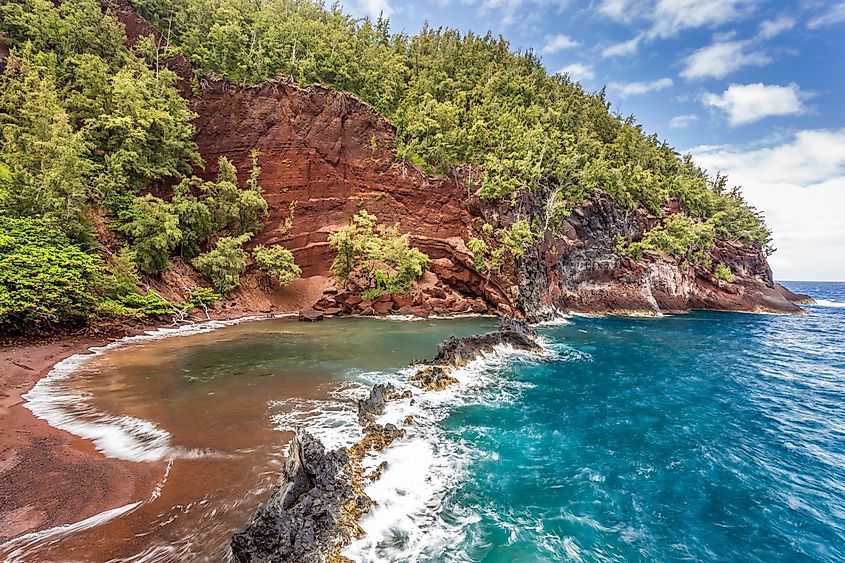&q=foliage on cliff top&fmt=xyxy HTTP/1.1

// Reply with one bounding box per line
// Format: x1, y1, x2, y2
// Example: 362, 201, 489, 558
132, 0, 770, 248
0, 0, 288, 331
